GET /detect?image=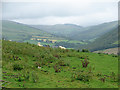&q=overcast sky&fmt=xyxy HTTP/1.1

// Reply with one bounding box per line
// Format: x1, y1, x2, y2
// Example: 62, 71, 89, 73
2, 0, 119, 26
